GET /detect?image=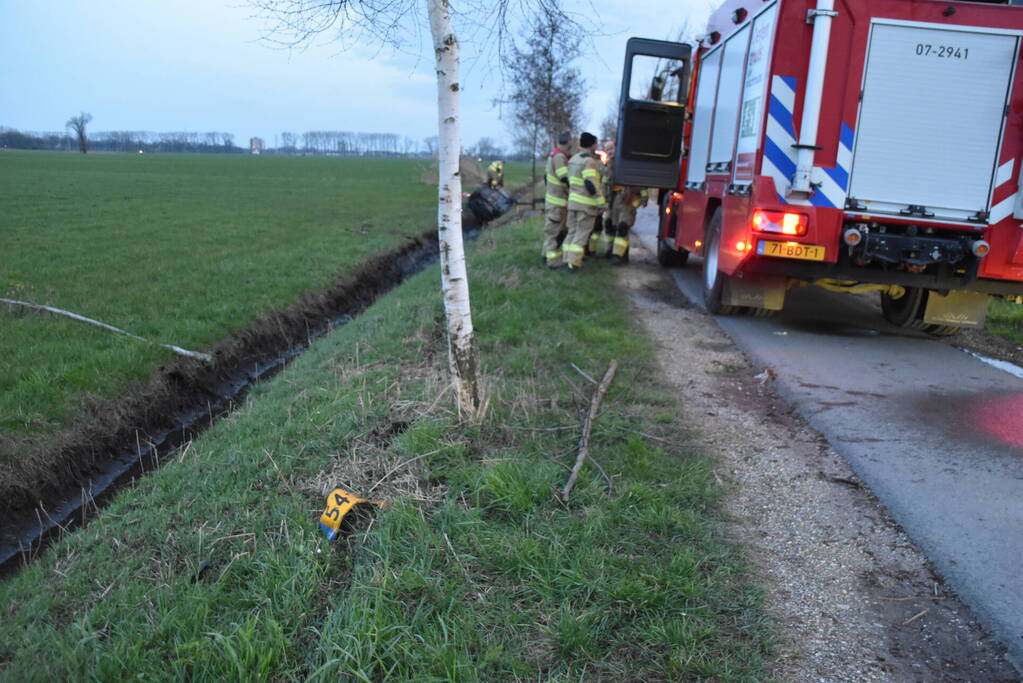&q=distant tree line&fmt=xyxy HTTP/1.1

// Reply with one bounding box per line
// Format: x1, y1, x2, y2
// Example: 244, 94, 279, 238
0, 127, 241, 154
275, 130, 414, 156
273, 131, 453, 158
1, 126, 518, 160
0, 128, 70, 151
